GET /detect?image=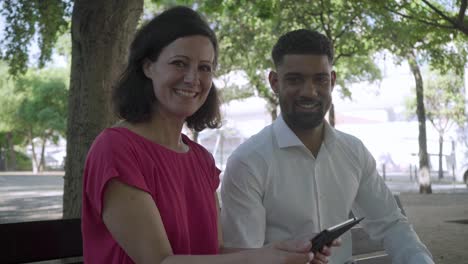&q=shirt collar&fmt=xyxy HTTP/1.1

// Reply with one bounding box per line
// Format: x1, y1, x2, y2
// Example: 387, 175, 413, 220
273, 114, 337, 149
